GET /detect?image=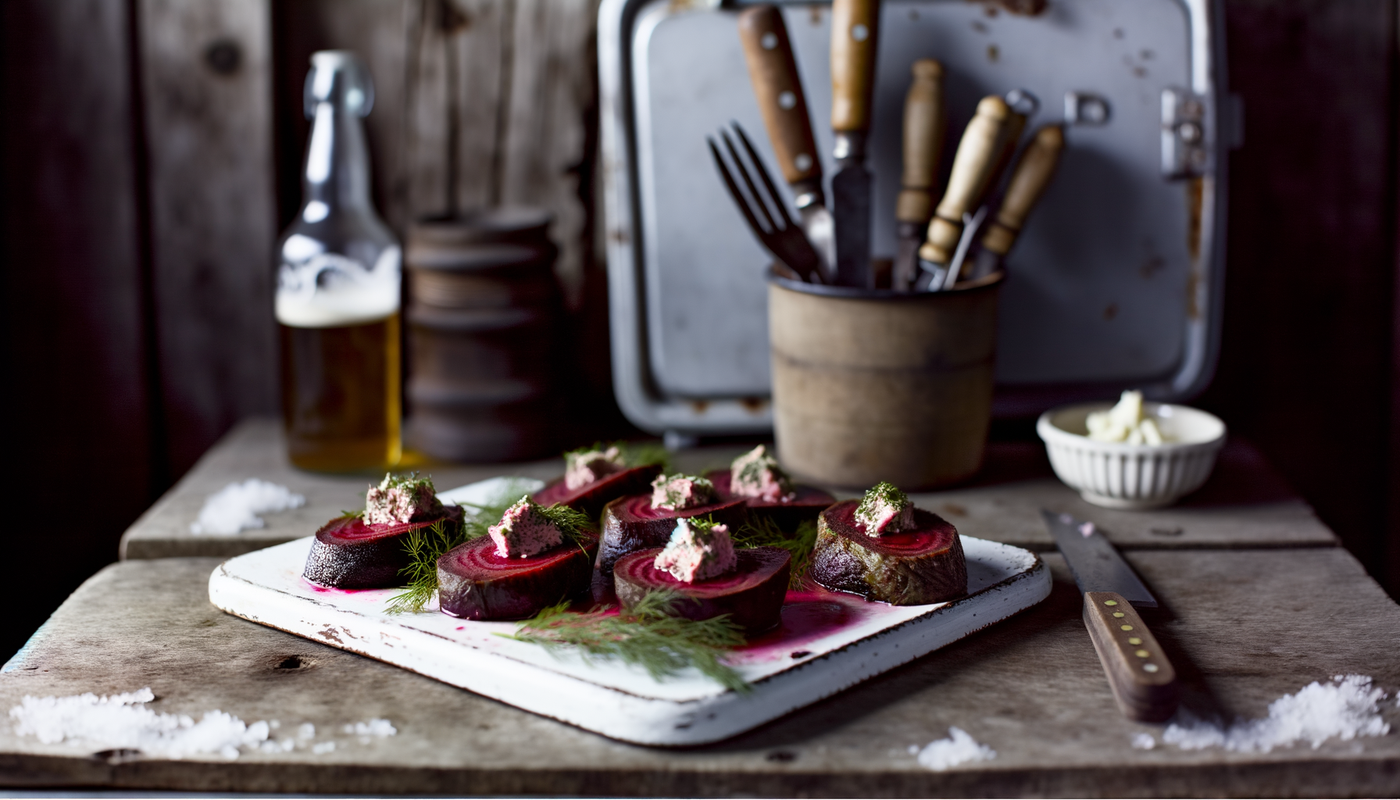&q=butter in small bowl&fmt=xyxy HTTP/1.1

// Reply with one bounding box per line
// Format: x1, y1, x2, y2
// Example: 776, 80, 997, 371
1037, 393, 1226, 509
